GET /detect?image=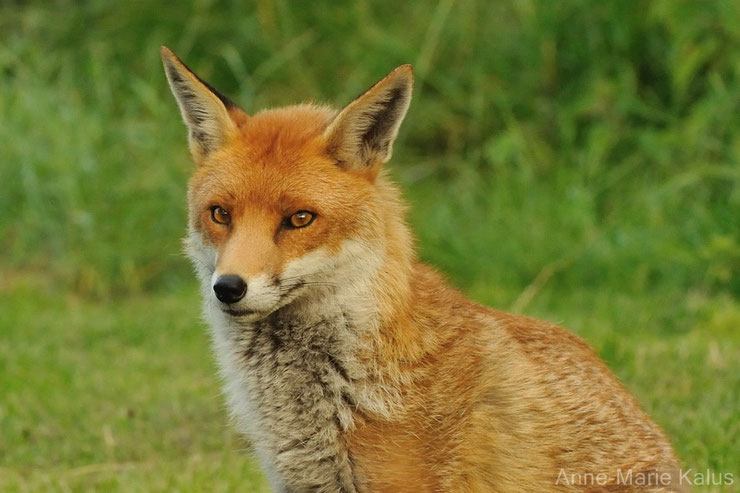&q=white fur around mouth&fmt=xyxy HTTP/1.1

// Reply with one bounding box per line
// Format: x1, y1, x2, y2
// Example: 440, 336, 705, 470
218, 287, 305, 321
